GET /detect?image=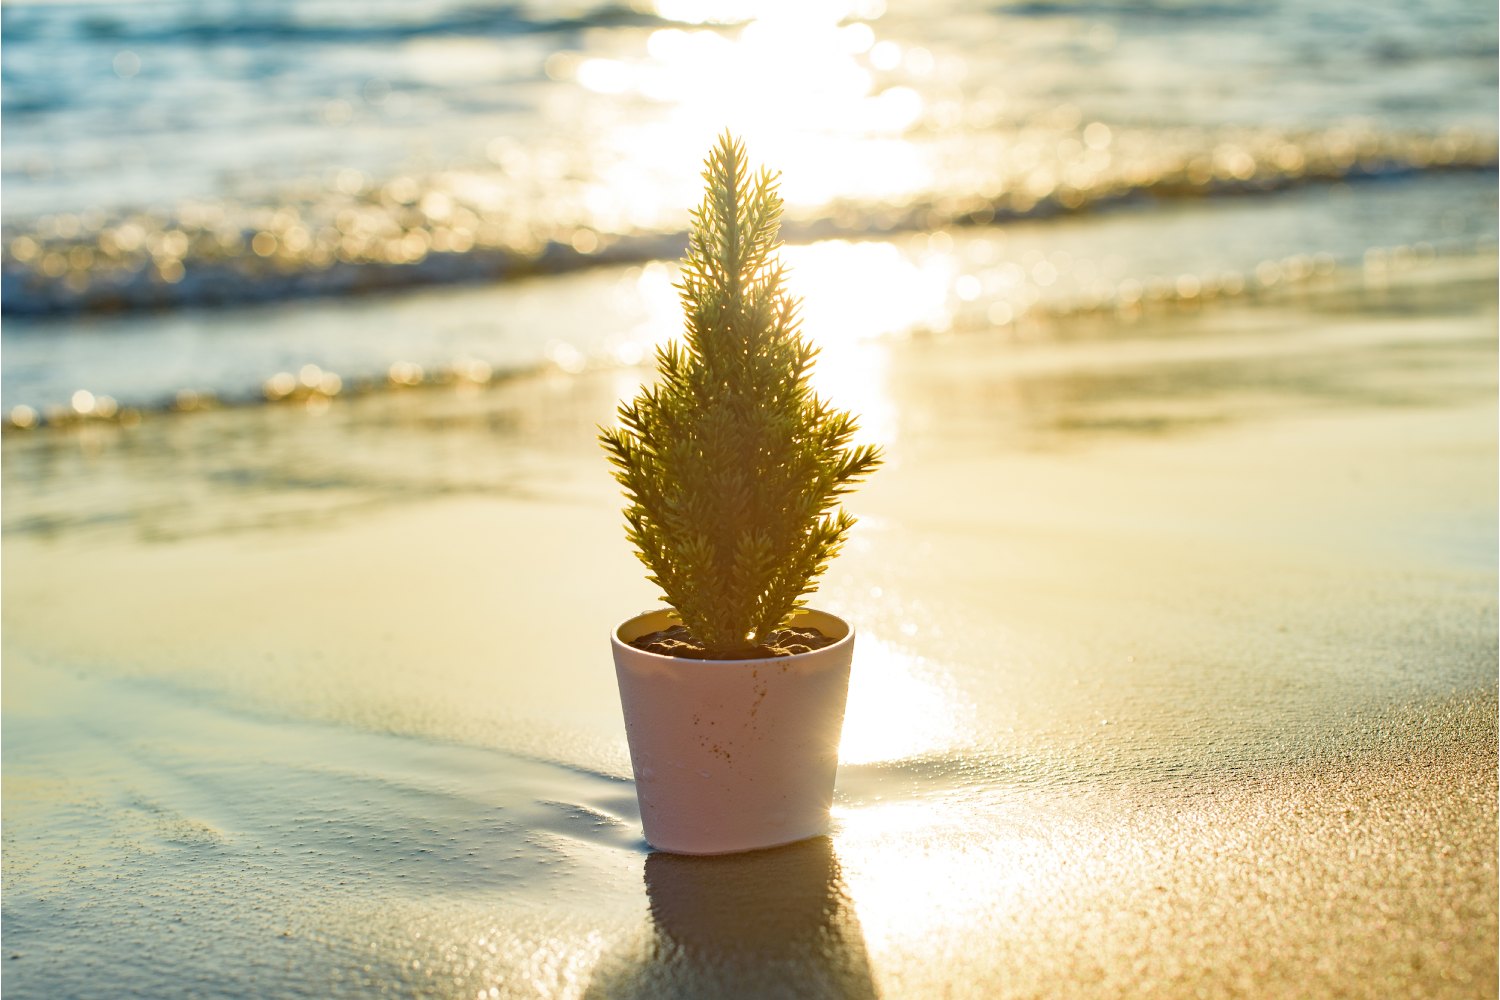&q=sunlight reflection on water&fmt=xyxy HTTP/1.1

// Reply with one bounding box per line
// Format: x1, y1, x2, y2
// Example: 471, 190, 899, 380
784, 240, 954, 339
602, 238, 922, 449
586, 0, 928, 214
